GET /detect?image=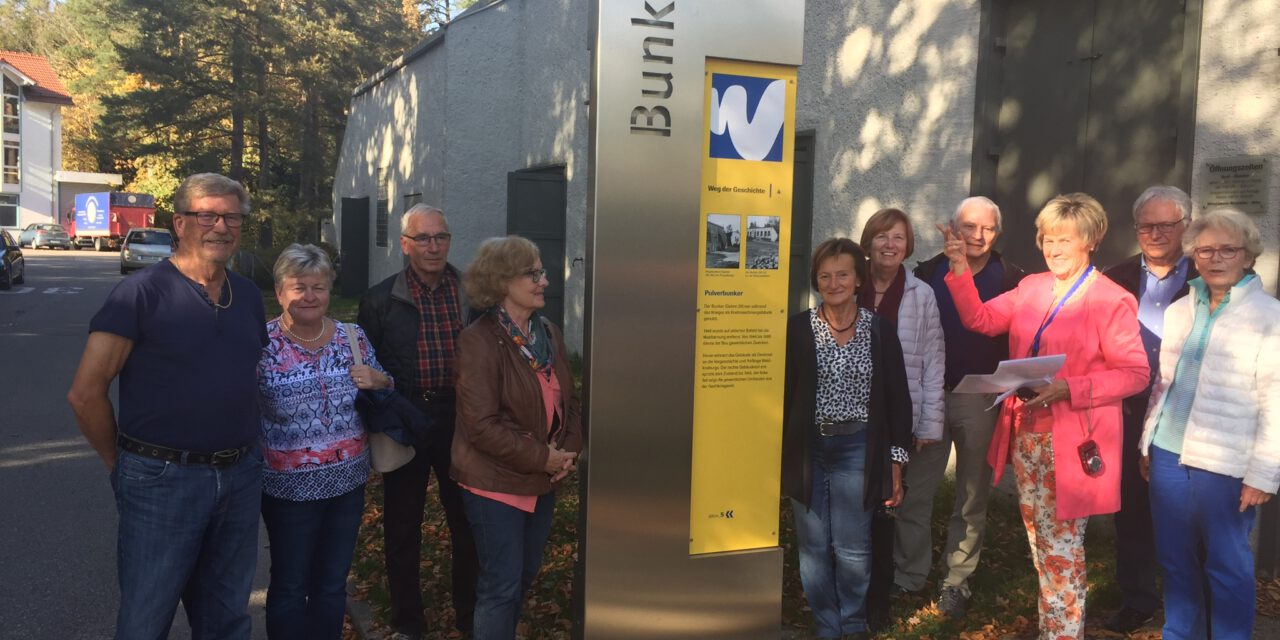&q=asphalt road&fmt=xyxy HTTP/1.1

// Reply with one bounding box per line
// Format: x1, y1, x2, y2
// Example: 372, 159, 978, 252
0, 249, 271, 639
